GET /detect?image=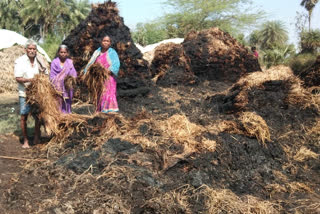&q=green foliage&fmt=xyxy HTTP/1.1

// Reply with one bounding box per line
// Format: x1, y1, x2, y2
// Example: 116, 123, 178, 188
300, 29, 320, 53
262, 44, 295, 68
0, 0, 23, 33
258, 21, 288, 50
160, 0, 263, 37
287, 53, 318, 74
132, 21, 169, 46
40, 34, 63, 60
0, 0, 90, 40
